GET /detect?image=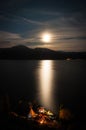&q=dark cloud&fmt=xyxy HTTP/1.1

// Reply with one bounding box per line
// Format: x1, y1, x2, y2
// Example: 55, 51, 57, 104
0, 0, 86, 13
